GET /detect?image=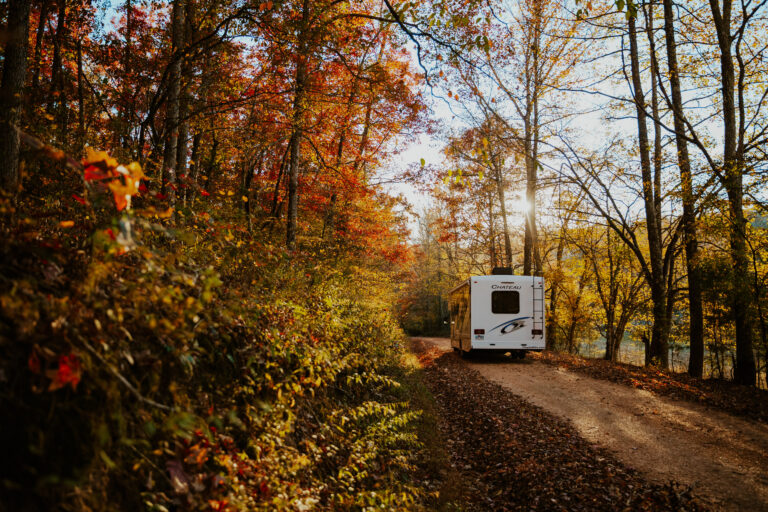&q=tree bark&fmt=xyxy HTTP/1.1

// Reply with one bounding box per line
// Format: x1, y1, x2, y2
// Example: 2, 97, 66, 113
488, 189, 497, 269
546, 225, 566, 351
285, 0, 311, 250
161, 0, 185, 208
522, 0, 543, 276
662, 0, 705, 378
323, 76, 359, 241
30, 0, 49, 93
492, 153, 513, 267
49, 0, 67, 142
628, 14, 669, 368
175, 0, 195, 192
708, 0, 756, 385
185, 130, 200, 205
76, 37, 85, 151
0, 0, 33, 193
121, 0, 134, 154
204, 133, 217, 193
